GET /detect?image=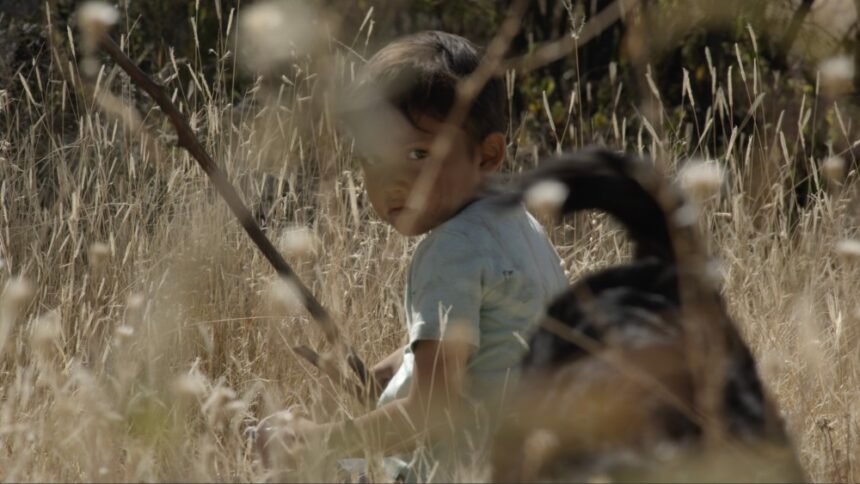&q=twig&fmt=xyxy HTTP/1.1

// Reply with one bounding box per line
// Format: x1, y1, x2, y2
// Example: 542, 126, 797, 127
292, 345, 368, 403
94, 34, 373, 402
499, 0, 637, 75
778, 0, 815, 57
